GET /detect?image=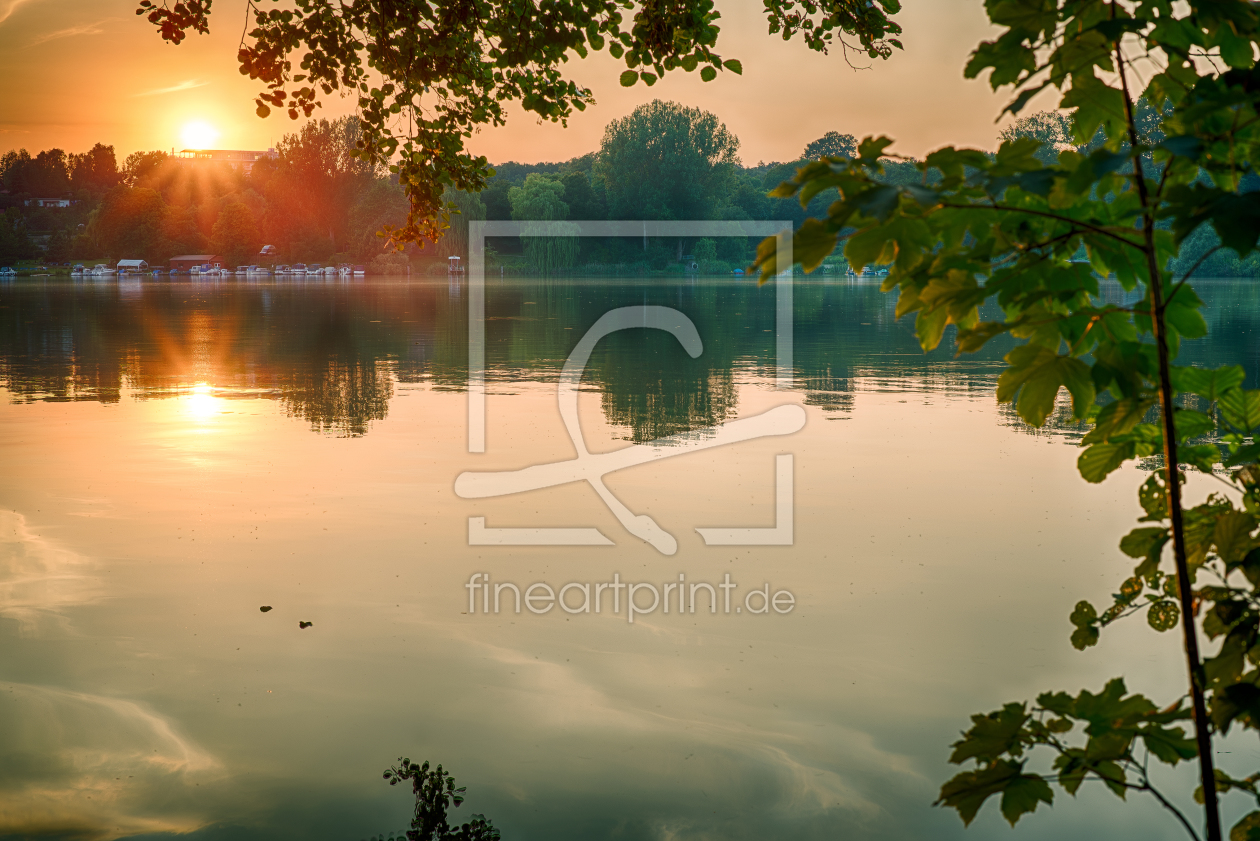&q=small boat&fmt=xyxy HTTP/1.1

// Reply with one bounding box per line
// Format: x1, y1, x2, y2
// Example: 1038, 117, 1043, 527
353, 265, 366, 277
